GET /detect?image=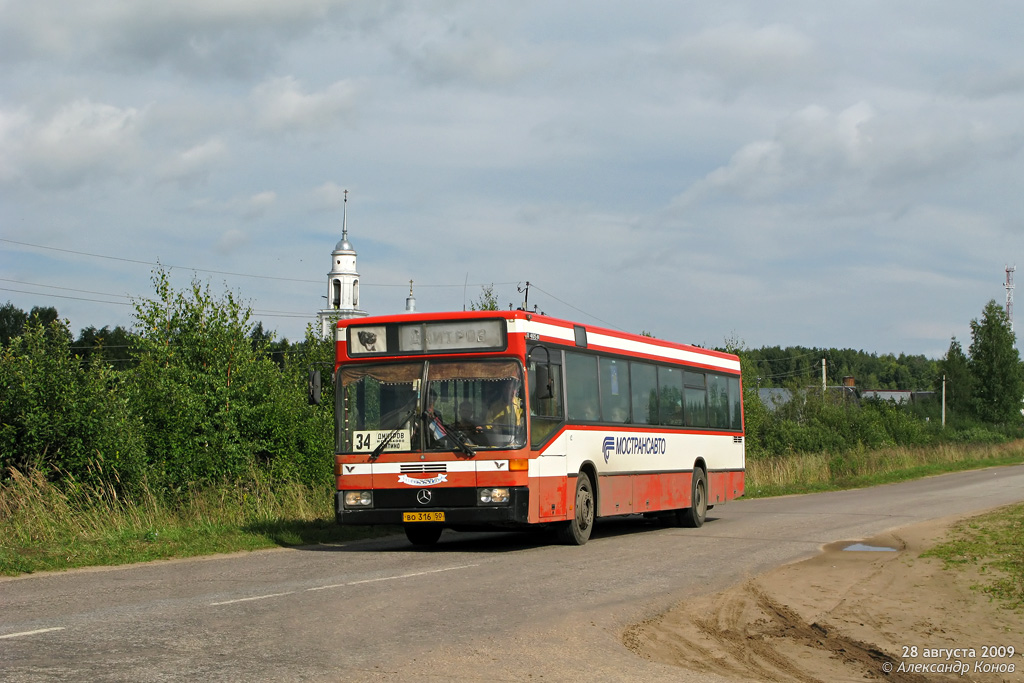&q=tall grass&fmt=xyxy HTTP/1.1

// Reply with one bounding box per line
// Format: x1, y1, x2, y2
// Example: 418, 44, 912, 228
0, 467, 366, 576
746, 440, 1024, 497
5, 441, 1024, 576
